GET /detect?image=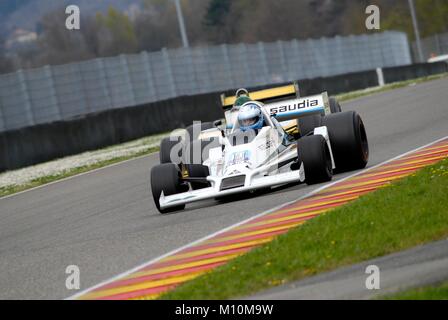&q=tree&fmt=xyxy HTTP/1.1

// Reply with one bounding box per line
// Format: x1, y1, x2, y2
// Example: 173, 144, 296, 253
135, 0, 209, 51
381, 0, 448, 39
135, 0, 181, 51
96, 7, 138, 56
36, 7, 94, 66
203, 0, 231, 27
0, 35, 14, 74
